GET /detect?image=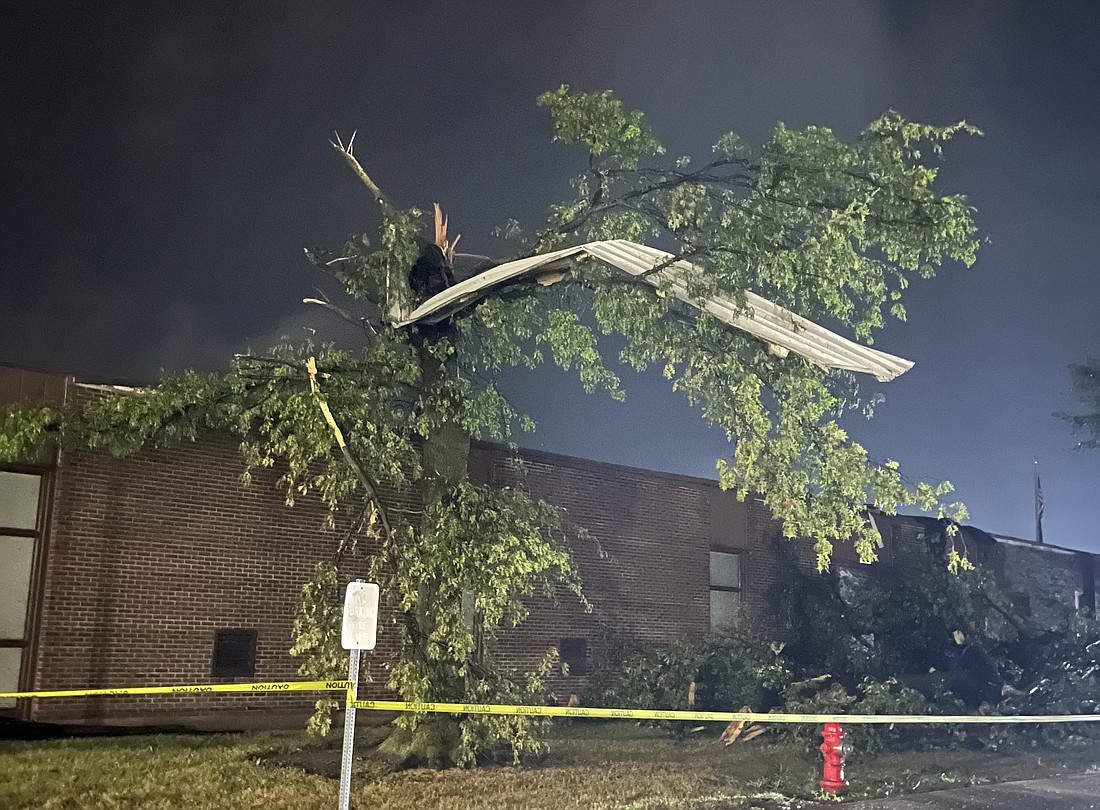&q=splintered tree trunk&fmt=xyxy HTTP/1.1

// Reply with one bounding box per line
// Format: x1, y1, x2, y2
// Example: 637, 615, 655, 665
381, 338, 471, 767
